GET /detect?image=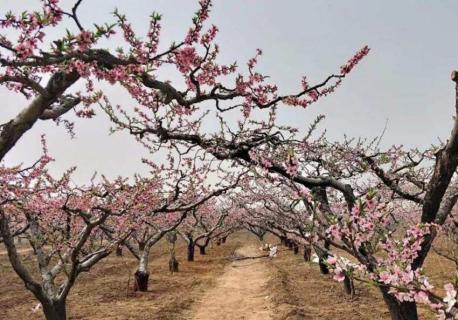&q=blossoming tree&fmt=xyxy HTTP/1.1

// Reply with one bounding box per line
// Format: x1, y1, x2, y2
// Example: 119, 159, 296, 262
0, 145, 141, 320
